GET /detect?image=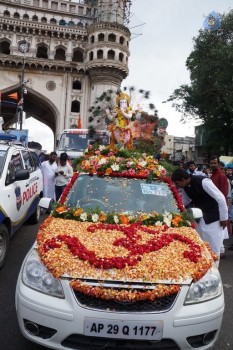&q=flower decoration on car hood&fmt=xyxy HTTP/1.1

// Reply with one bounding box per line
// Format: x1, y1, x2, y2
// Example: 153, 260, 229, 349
36, 146, 217, 302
